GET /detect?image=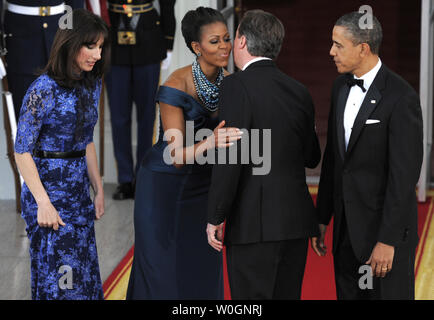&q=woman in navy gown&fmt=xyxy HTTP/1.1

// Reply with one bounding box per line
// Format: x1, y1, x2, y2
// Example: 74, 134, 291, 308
126, 7, 242, 299
14, 9, 110, 300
